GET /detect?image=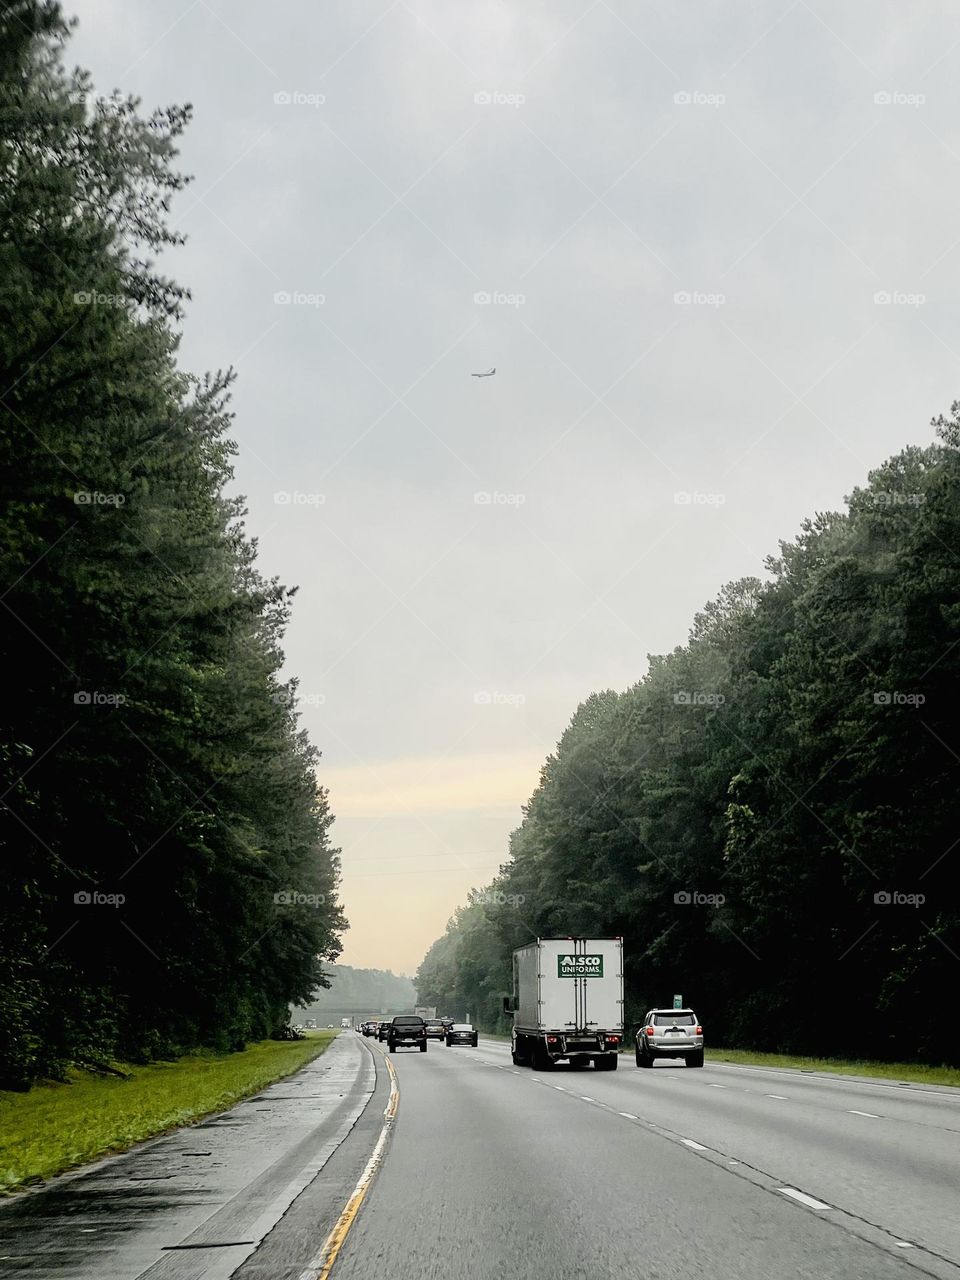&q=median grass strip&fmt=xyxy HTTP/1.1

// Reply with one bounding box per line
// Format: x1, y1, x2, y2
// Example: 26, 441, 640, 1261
707, 1047, 960, 1087
0, 1030, 337, 1193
